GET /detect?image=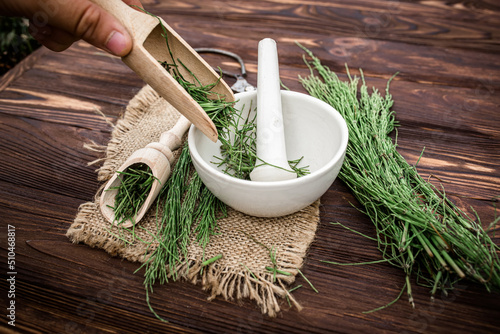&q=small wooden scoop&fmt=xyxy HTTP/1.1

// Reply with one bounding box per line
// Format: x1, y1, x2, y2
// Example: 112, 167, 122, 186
100, 115, 192, 227
91, 0, 235, 142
